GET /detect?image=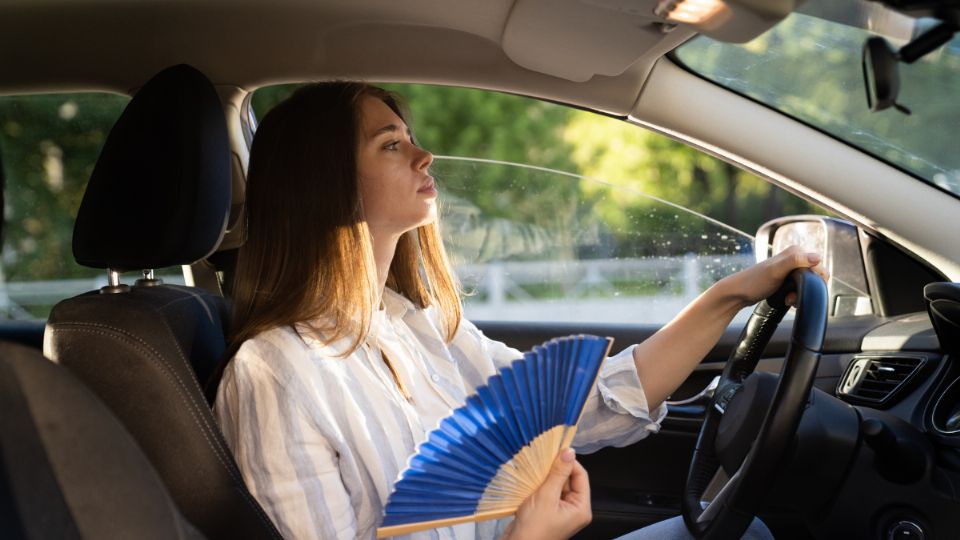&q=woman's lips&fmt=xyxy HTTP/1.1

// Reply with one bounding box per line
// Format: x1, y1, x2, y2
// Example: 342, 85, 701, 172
418, 177, 437, 195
